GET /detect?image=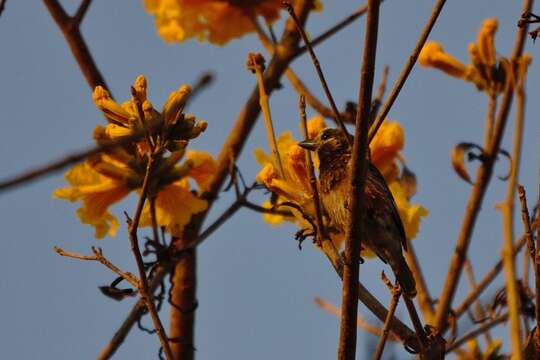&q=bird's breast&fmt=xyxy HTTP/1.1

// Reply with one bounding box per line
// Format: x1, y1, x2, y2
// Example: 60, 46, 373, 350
321, 179, 350, 231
